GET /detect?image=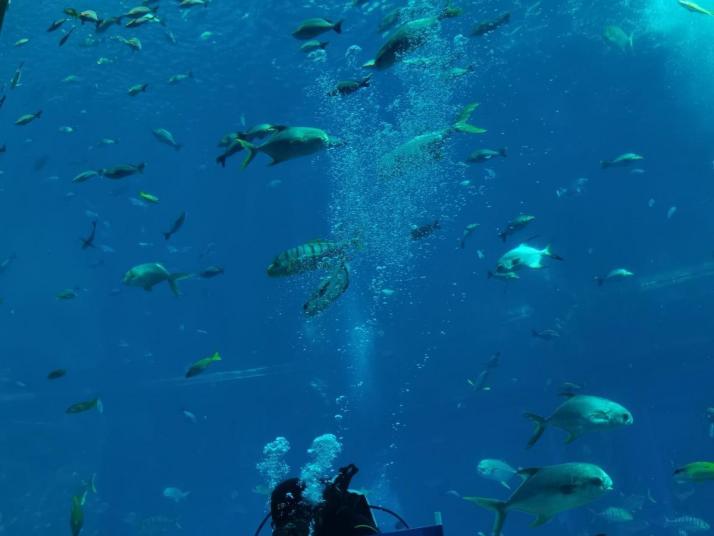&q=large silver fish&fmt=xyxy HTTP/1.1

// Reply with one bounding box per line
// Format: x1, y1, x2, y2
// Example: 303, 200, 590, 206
465, 462, 613, 536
